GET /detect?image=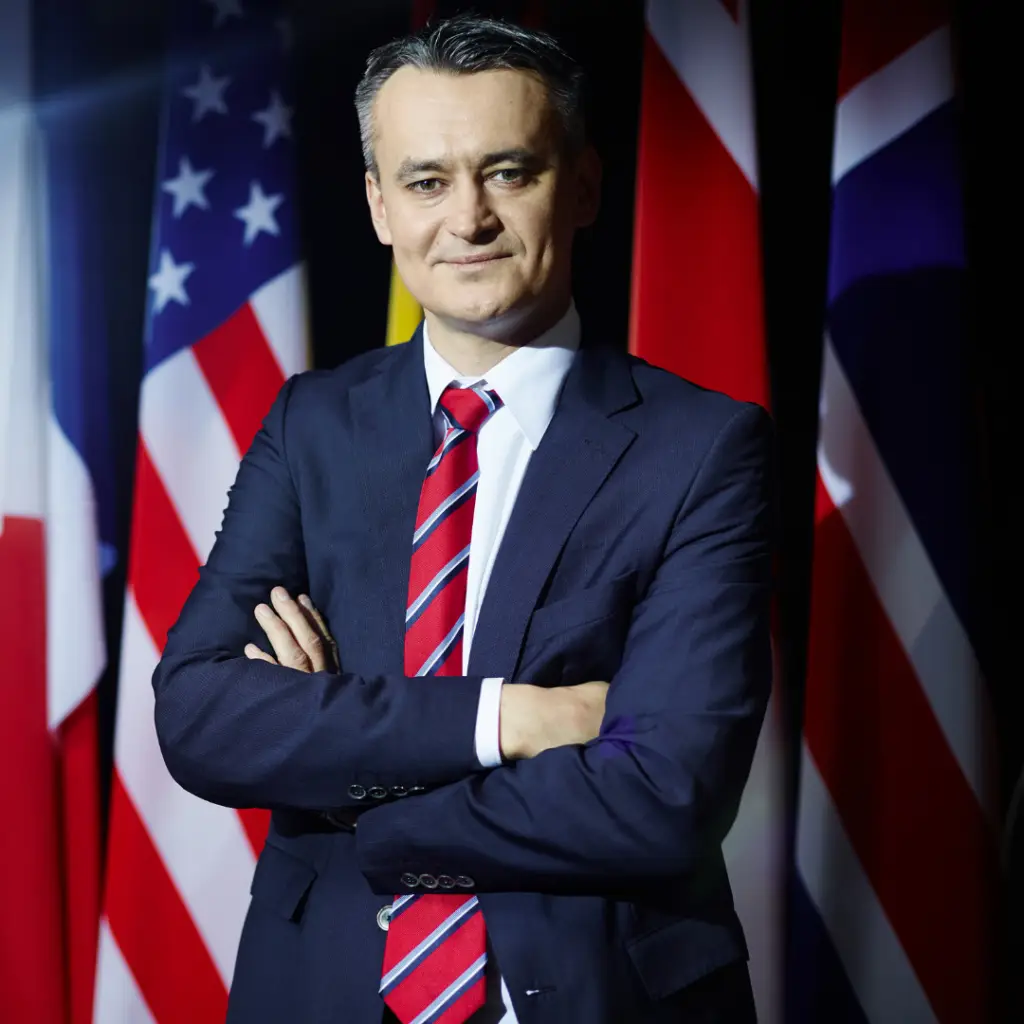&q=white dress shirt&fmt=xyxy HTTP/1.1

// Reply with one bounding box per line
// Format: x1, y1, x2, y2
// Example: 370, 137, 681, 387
420, 302, 580, 1022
